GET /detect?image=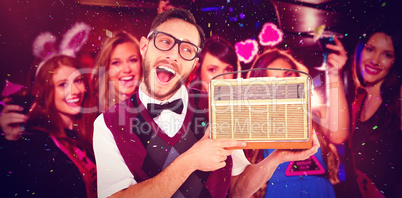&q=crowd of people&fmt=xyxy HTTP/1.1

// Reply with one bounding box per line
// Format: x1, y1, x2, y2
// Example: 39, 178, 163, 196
0, 5, 401, 198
